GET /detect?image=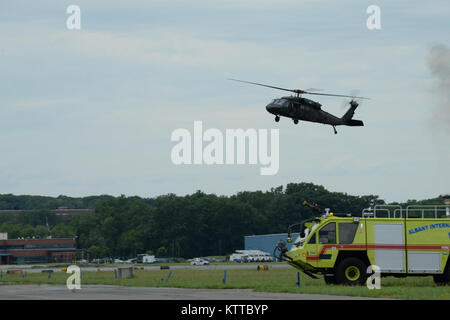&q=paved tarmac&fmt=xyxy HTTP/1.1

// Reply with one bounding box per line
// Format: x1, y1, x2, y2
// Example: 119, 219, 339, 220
0, 263, 290, 274
0, 284, 383, 300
